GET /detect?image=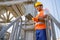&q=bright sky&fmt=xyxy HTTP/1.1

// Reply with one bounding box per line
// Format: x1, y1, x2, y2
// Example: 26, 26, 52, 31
38, 0, 60, 38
